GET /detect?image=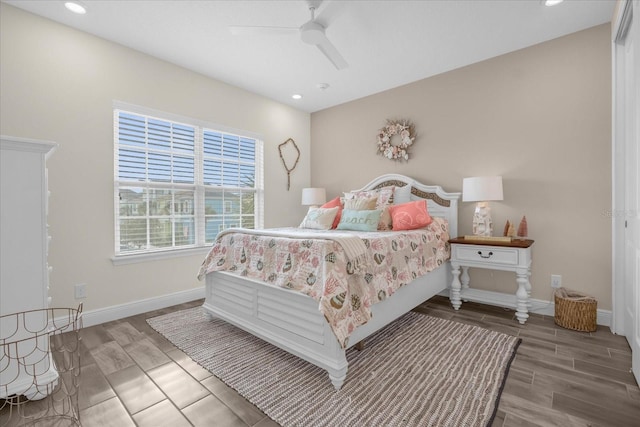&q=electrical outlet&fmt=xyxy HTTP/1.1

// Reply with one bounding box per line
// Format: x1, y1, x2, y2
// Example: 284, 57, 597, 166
74, 283, 87, 299
551, 275, 562, 288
